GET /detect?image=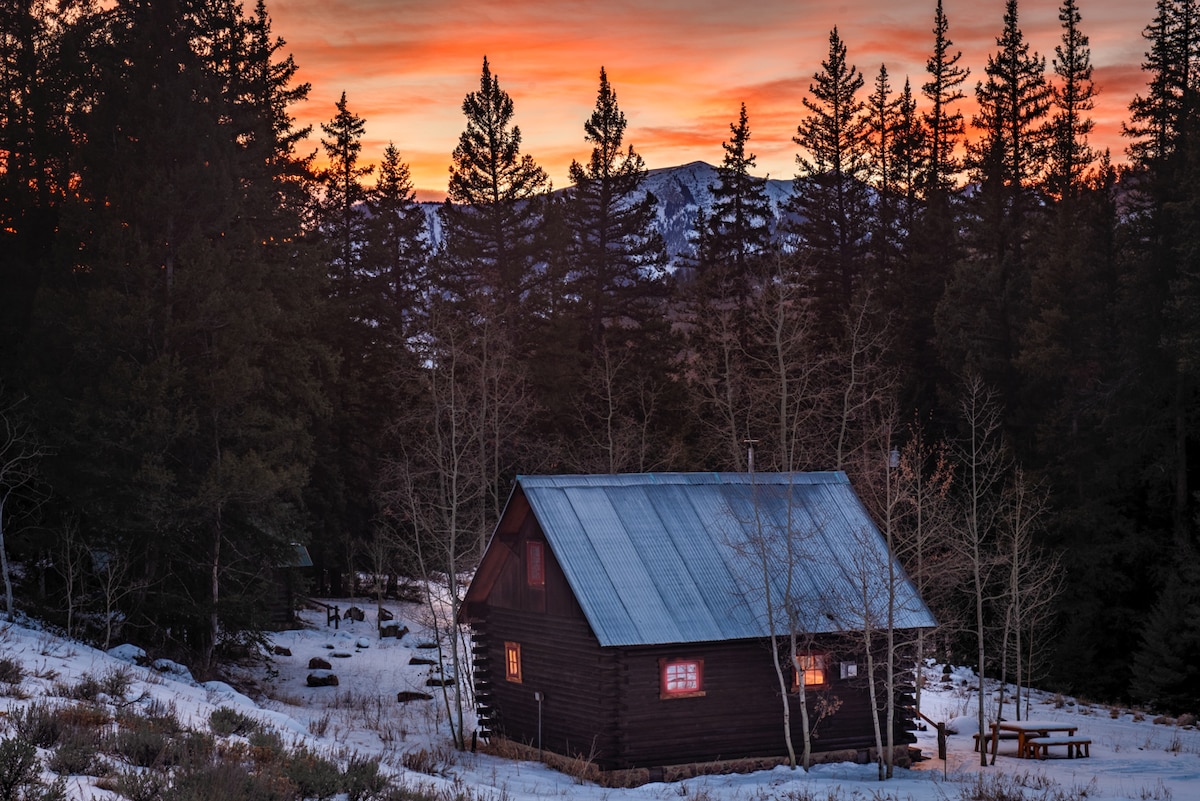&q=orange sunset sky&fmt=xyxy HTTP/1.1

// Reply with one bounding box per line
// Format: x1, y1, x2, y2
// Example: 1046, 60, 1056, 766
269, 0, 1157, 200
